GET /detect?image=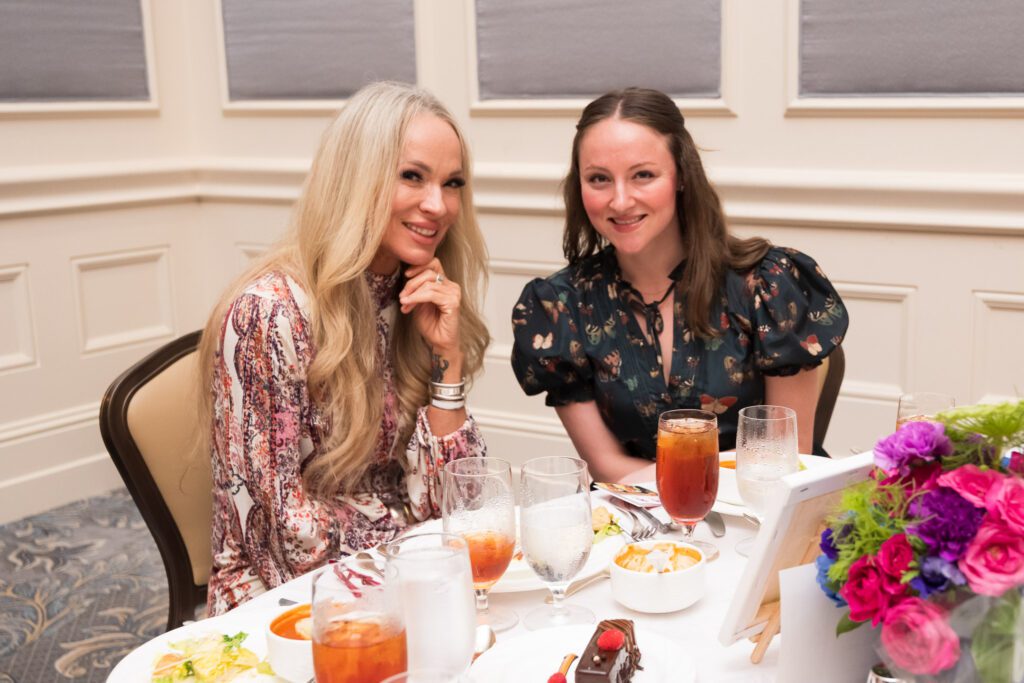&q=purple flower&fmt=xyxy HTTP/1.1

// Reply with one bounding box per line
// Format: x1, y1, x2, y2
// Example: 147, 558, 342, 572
820, 528, 839, 561
874, 421, 953, 476
908, 487, 985, 562
909, 556, 967, 599
815, 554, 847, 607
